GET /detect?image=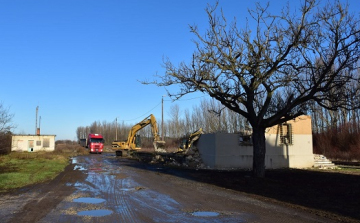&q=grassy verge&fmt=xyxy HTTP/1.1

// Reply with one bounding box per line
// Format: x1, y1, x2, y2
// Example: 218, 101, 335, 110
0, 144, 88, 192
